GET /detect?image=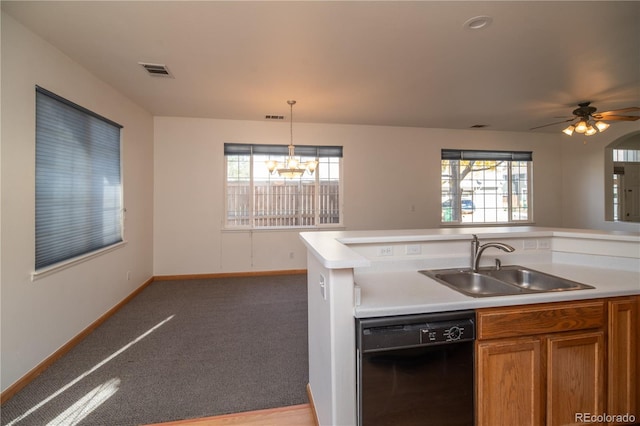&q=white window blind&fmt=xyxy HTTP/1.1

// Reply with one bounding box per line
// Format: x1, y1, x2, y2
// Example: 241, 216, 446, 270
35, 86, 123, 270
